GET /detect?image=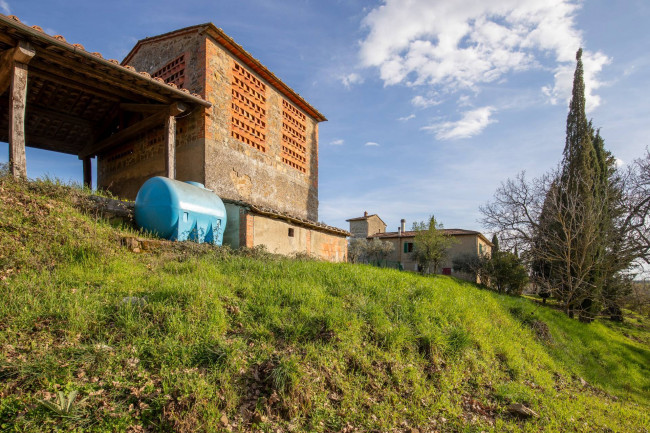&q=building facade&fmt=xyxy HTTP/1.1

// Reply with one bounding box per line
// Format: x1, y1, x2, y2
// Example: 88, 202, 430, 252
346, 211, 387, 238
348, 212, 492, 283
100, 23, 347, 260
